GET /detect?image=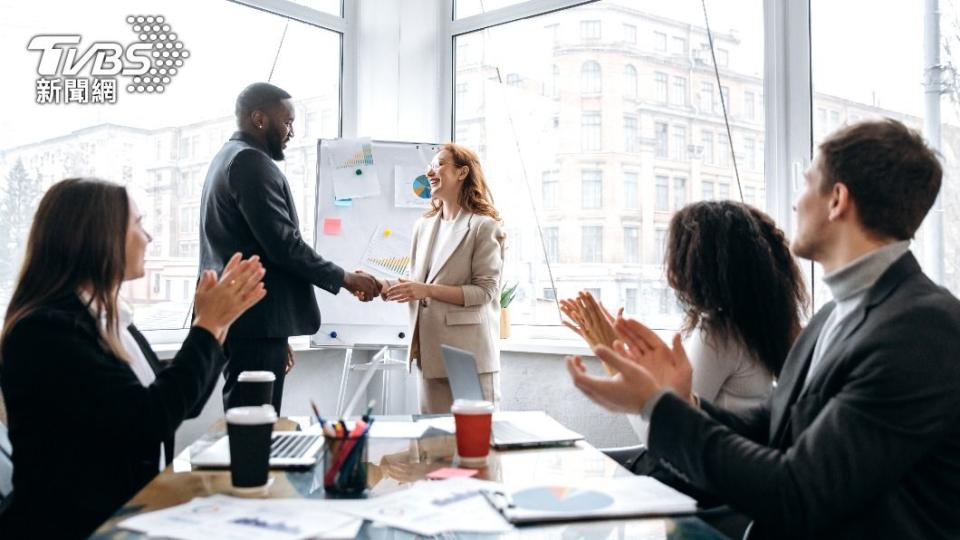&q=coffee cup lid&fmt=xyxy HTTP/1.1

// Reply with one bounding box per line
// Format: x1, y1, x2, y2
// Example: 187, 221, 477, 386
450, 399, 494, 415
226, 405, 278, 425
238, 370, 276, 382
